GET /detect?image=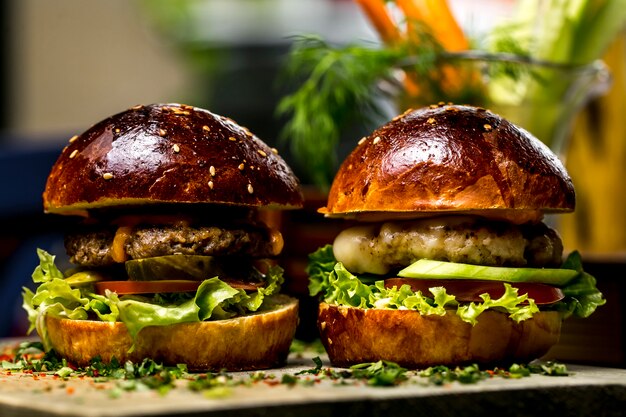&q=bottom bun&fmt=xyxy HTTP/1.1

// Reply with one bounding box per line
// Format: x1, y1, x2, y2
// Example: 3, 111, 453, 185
45, 295, 299, 371
318, 302, 561, 368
